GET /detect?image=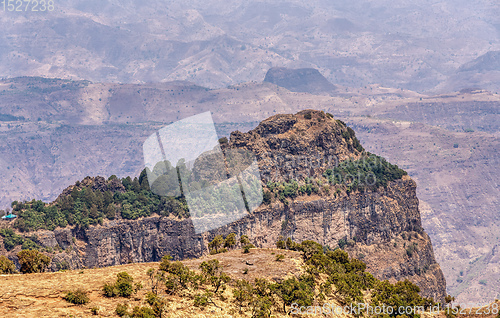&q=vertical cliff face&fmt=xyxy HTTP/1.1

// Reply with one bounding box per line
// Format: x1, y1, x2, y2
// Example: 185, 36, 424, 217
5, 110, 445, 302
